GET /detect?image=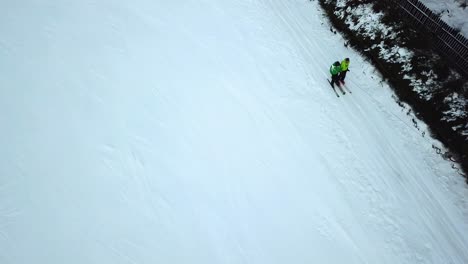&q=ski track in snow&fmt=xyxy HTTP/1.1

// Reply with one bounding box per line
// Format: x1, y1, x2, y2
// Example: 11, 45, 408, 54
1, 0, 468, 263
